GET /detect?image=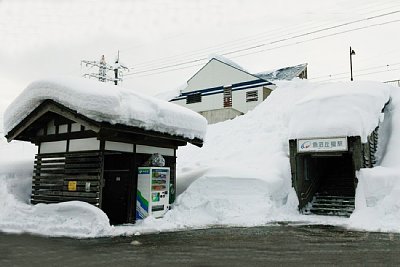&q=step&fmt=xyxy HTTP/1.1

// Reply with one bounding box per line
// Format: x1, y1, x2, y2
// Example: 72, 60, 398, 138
309, 209, 353, 217
303, 195, 355, 217
314, 195, 355, 200
312, 203, 354, 209
313, 199, 355, 205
